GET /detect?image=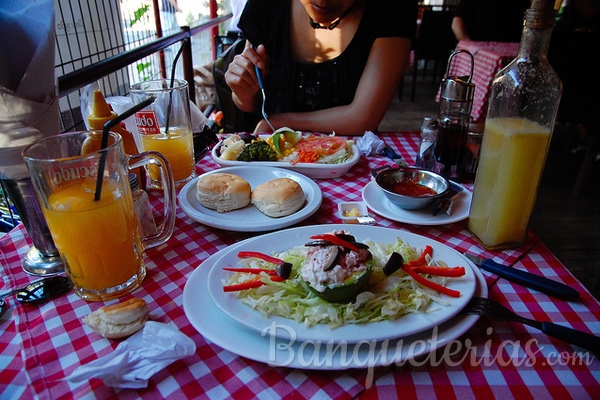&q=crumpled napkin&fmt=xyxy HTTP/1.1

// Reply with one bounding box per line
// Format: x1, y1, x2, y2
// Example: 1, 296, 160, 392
0, 0, 60, 180
355, 131, 386, 156
64, 321, 196, 389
